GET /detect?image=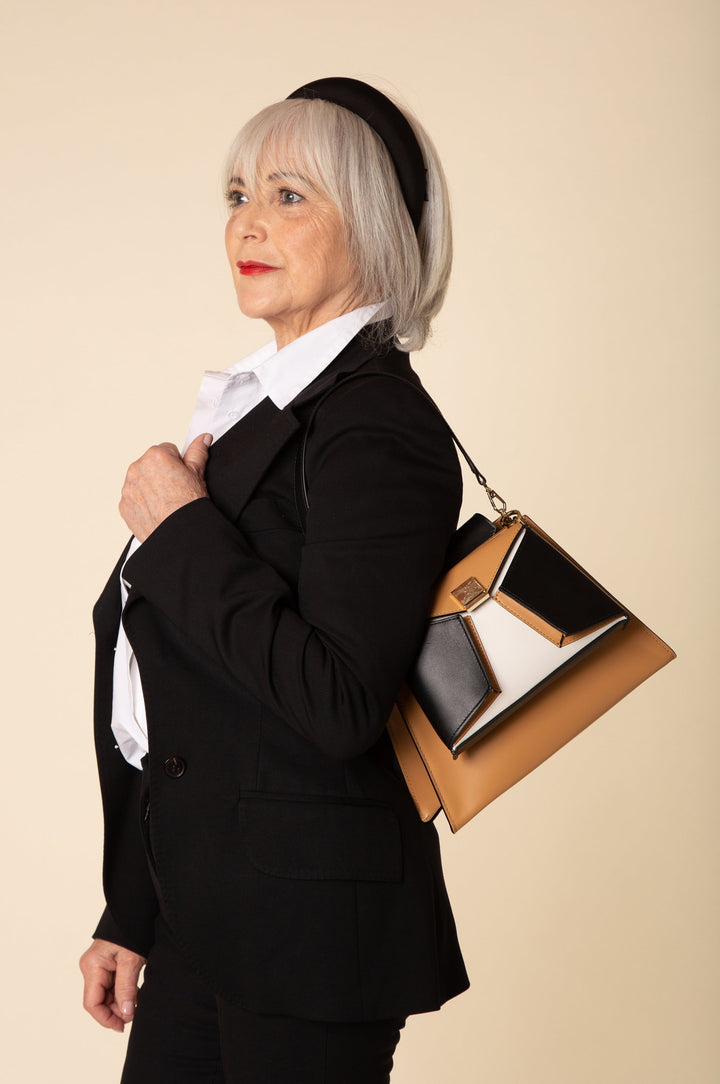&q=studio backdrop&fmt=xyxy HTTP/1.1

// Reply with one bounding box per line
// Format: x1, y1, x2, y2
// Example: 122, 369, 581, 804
1, 1, 717, 1081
